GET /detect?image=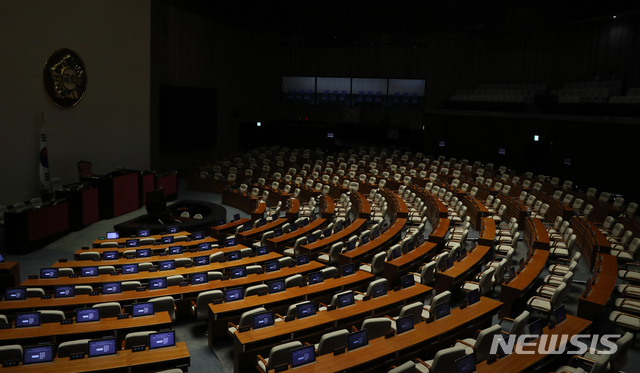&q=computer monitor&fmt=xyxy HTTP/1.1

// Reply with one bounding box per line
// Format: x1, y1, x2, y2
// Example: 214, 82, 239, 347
132, 302, 154, 317
88, 338, 117, 358
148, 330, 176, 350
40, 268, 58, 279
434, 302, 451, 319
347, 330, 368, 351
230, 266, 247, 279
137, 229, 151, 237
346, 240, 356, 251
405, 240, 414, 253
161, 236, 174, 244
218, 218, 226, 226
167, 226, 179, 234
361, 235, 370, 245
225, 237, 237, 247
191, 273, 208, 285
518, 258, 525, 272
168, 245, 183, 255
4, 287, 27, 301
372, 228, 381, 240
301, 218, 309, 227
194, 256, 209, 266
459, 247, 468, 259
396, 314, 414, 334
148, 277, 168, 290
341, 263, 356, 277
323, 228, 332, 238
296, 302, 316, 319
233, 213, 241, 221
136, 248, 152, 258
159, 260, 175, 271
307, 235, 317, 244
508, 267, 516, 281
125, 239, 140, 248
401, 274, 415, 289
225, 287, 244, 302
106, 232, 119, 240
445, 257, 454, 269
0, 253, 3, 263
243, 222, 253, 232
371, 281, 387, 298
198, 243, 211, 251
455, 353, 477, 373
268, 279, 285, 294
296, 254, 310, 266
54, 285, 75, 298
290, 345, 315, 368
391, 246, 402, 260
251, 311, 275, 330
103, 251, 118, 260
227, 250, 241, 261
256, 246, 269, 256
265, 260, 280, 273
122, 263, 139, 274
274, 228, 283, 237
467, 289, 480, 306
528, 319, 543, 336
15, 312, 40, 328
337, 292, 355, 308
102, 282, 121, 294
192, 231, 205, 240
23, 344, 53, 365
418, 235, 425, 246
76, 308, 100, 323
554, 305, 567, 325
334, 224, 342, 233
308, 271, 323, 285
81, 266, 99, 277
